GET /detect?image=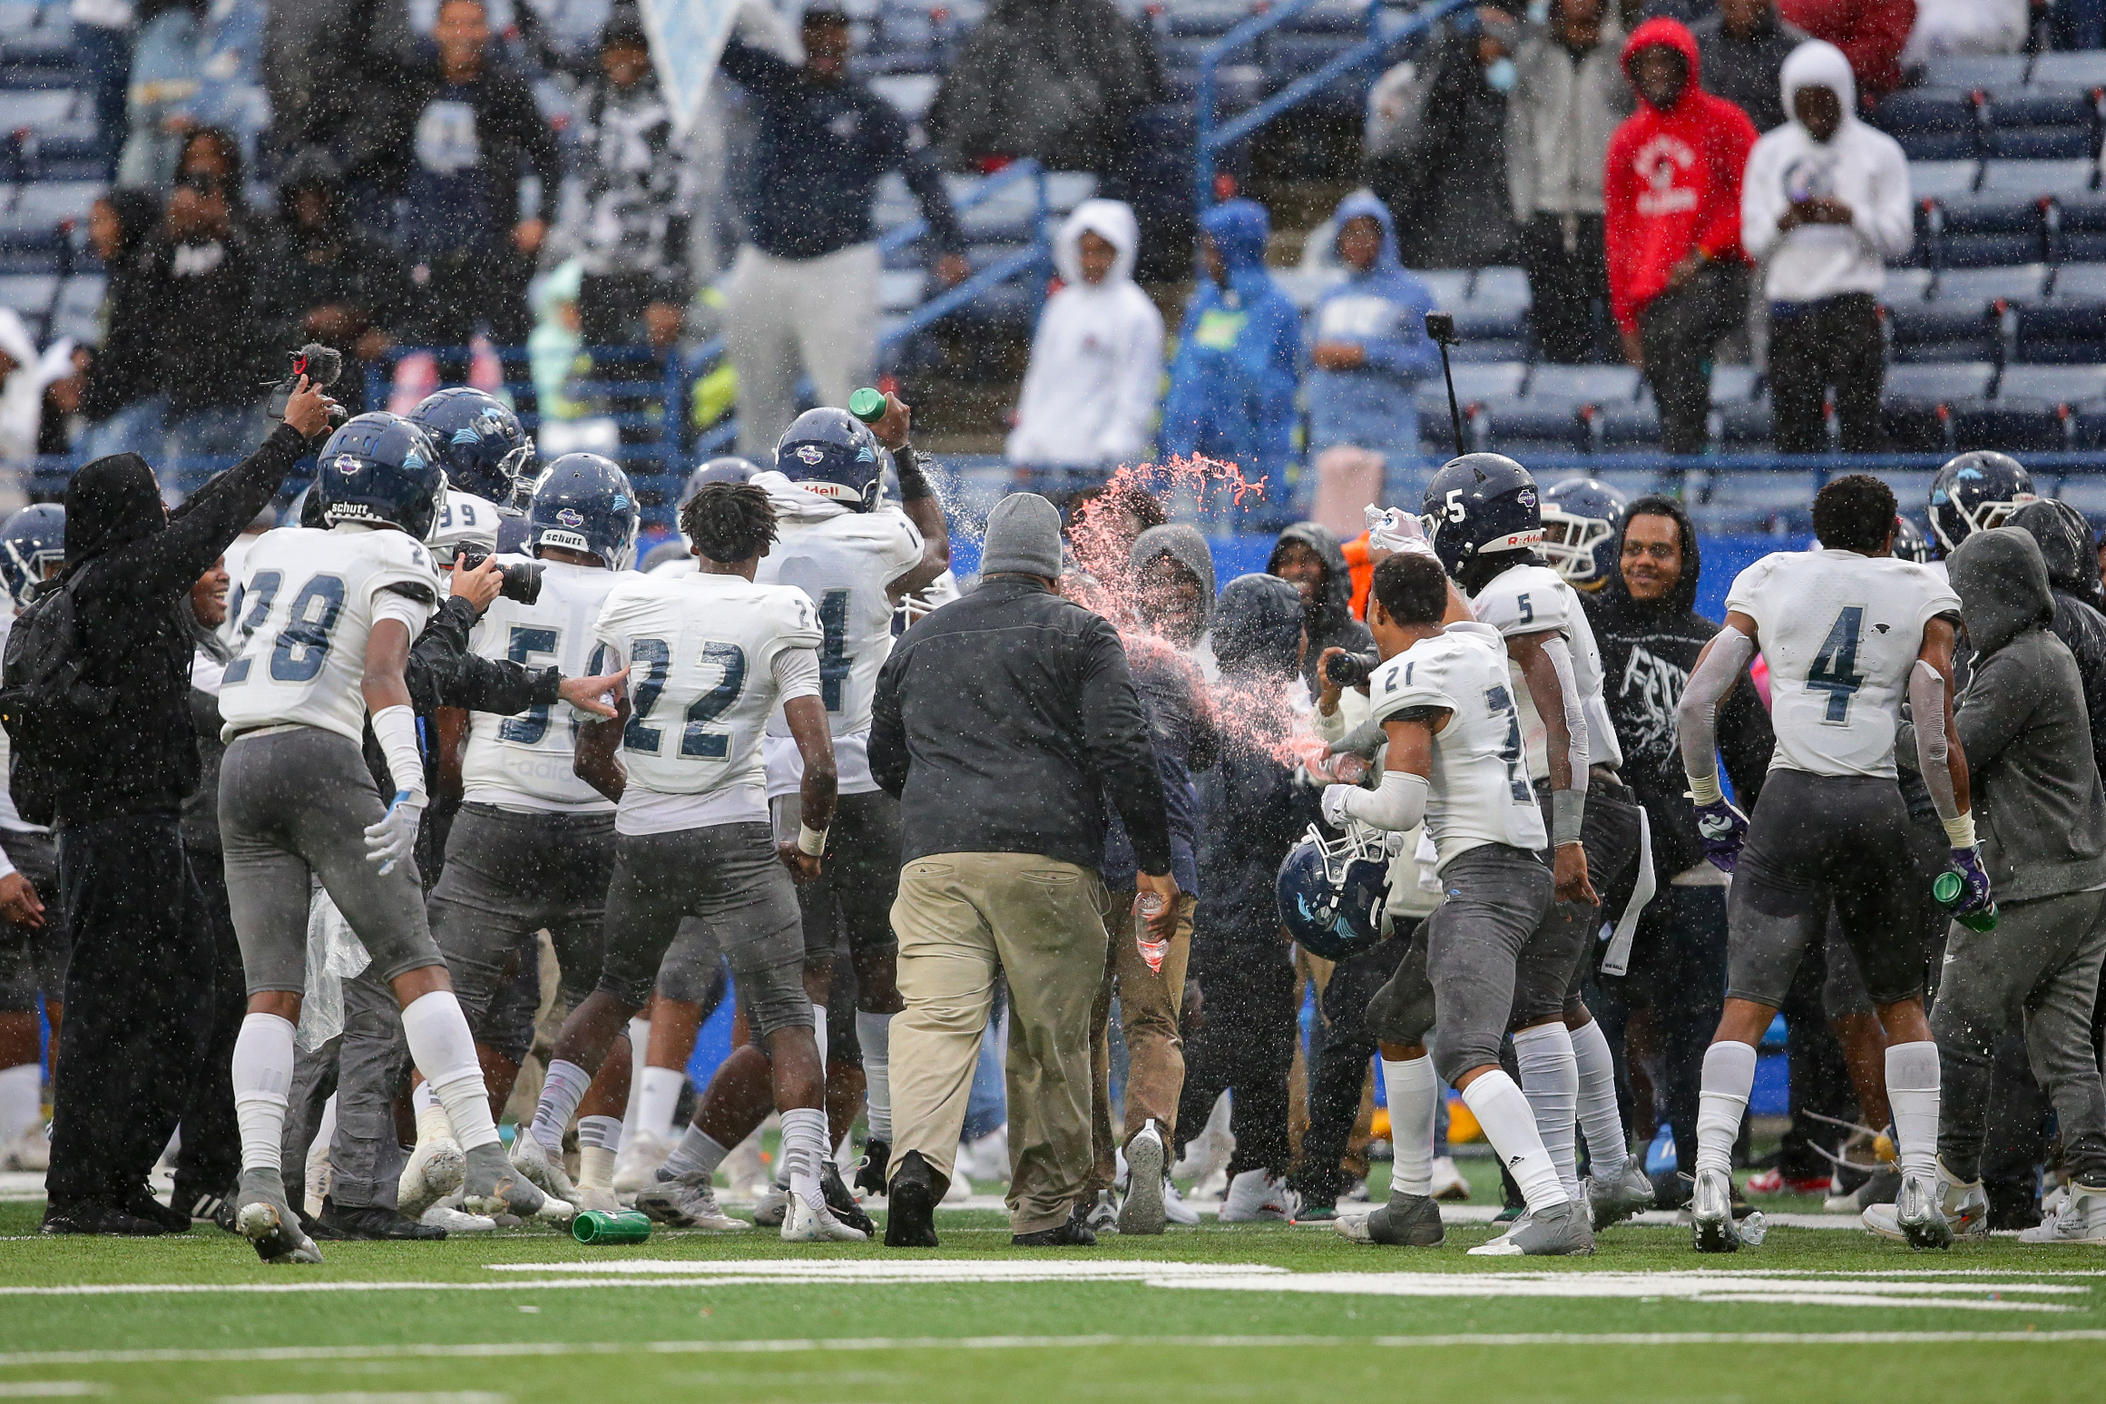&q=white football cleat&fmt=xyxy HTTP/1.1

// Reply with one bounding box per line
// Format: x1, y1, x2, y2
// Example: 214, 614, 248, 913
396, 1136, 465, 1218
1467, 1201, 1593, 1257
781, 1189, 867, 1242
1890, 1169, 1958, 1250
574, 1183, 622, 1216
1865, 1160, 1983, 1245
1116, 1121, 1167, 1235
419, 1200, 498, 1233
635, 1175, 747, 1231
1218, 1168, 1300, 1223
612, 1129, 672, 1196
1428, 1155, 1470, 1202
508, 1132, 577, 1202
1162, 1177, 1201, 1226
1690, 1166, 1740, 1253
